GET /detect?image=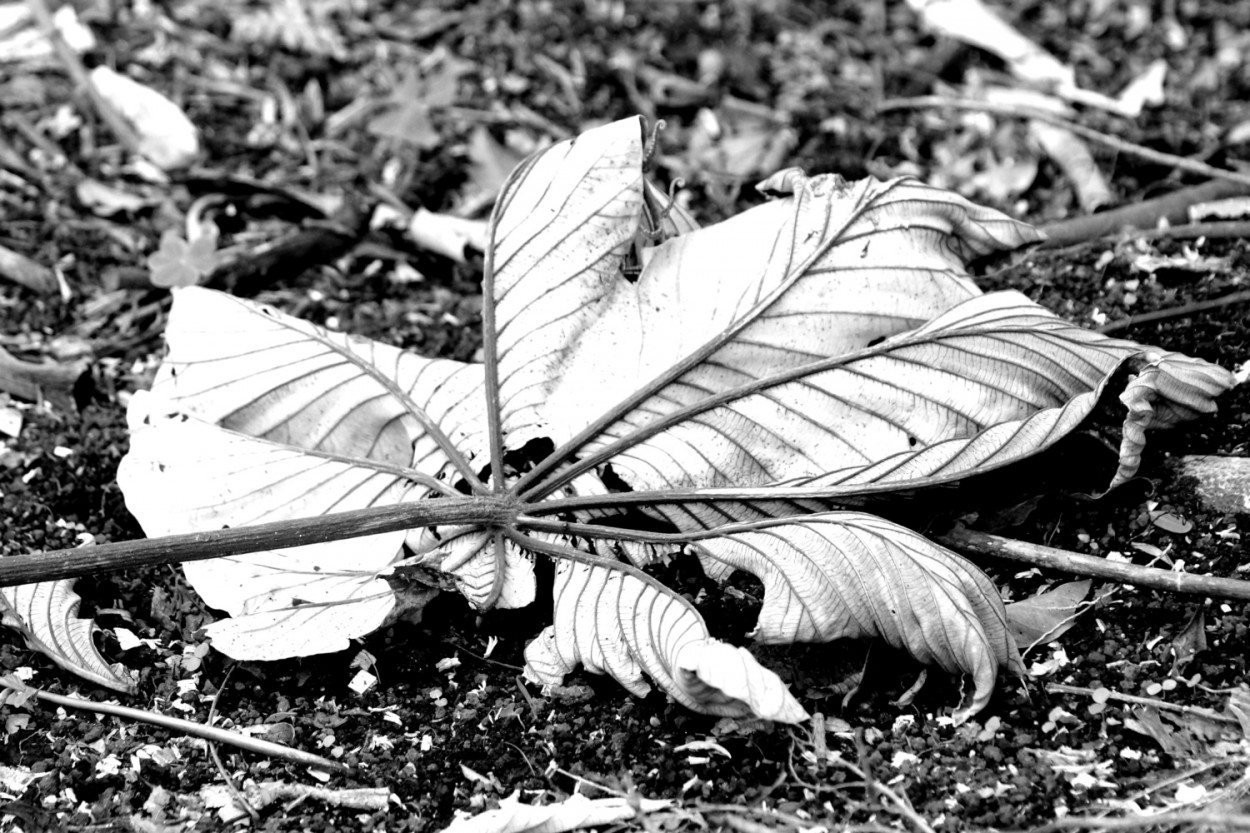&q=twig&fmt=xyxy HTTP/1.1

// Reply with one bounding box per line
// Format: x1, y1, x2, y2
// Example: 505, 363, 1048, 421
443, 640, 525, 672
936, 527, 1250, 601
206, 665, 260, 823
1099, 290, 1250, 334
829, 750, 937, 833
1046, 683, 1238, 725
719, 815, 784, 833
877, 97, 1250, 190
1125, 220, 1250, 242
25, 0, 144, 159
0, 345, 87, 411
1019, 811, 1250, 832
1040, 181, 1250, 248
0, 244, 58, 295
0, 676, 350, 772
